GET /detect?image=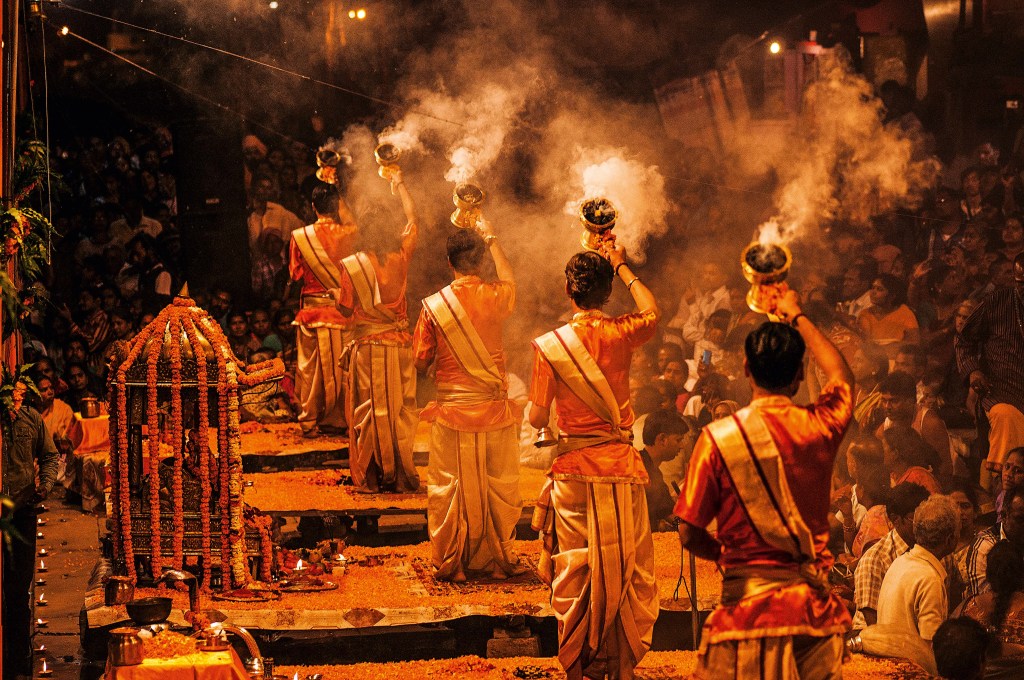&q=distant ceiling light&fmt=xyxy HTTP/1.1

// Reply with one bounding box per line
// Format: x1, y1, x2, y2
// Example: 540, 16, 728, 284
269, 1, 278, 8
348, 10, 356, 18
769, 41, 782, 54
60, 25, 69, 36
356, 8, 366, 19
